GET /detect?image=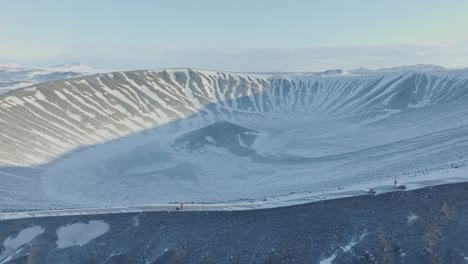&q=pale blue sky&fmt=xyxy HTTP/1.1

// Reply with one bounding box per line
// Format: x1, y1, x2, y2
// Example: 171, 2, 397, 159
1, 0, 467, 71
